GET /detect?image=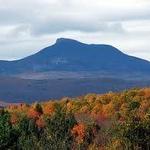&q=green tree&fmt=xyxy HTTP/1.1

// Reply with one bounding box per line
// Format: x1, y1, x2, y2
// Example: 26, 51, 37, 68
41, 104, 77, 150
0, 110, 18, 149
111, 116, 150, 150
17, 117, 41, 149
